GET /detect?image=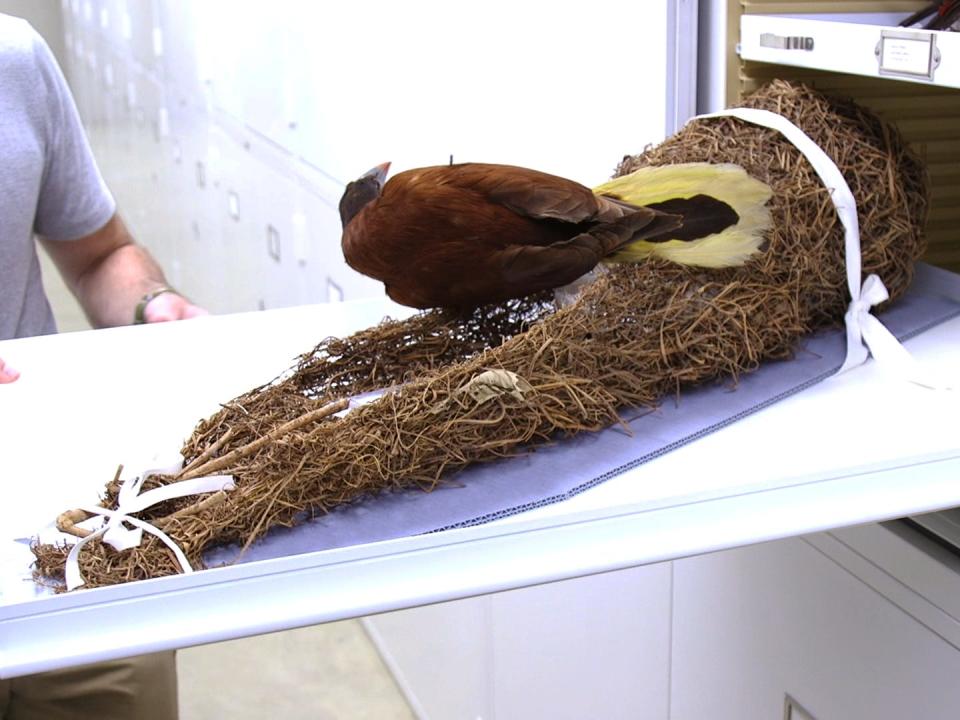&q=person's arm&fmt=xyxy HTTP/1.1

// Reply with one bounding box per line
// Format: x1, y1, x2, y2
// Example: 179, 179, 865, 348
40, 213, 206, 328
1, 214, 206, 384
